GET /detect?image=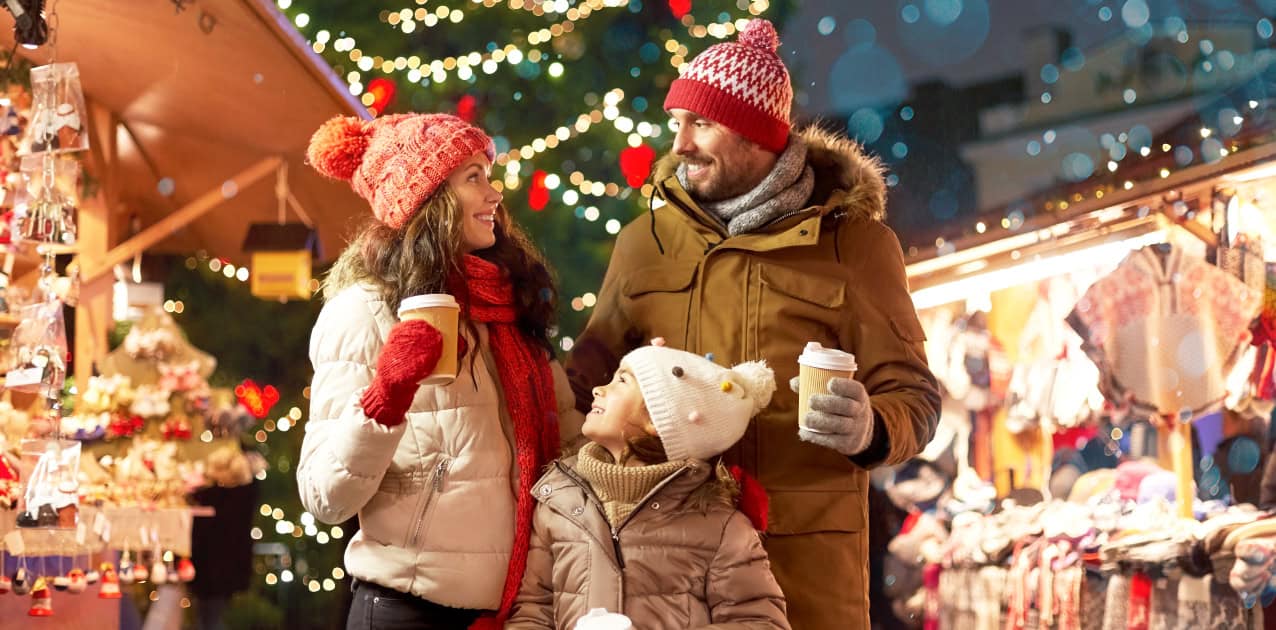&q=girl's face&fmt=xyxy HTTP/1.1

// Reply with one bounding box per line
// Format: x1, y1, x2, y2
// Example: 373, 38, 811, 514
583, 366, 655, 459
447, 152, 503, 253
